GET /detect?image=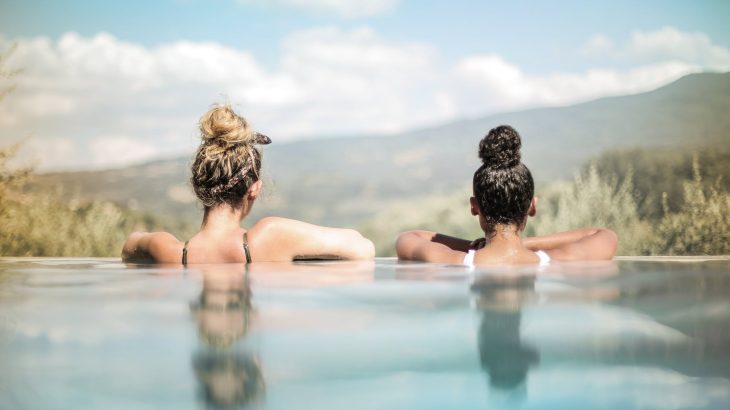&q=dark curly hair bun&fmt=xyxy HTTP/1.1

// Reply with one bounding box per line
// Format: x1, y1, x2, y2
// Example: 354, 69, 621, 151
478, 125, 522, 170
